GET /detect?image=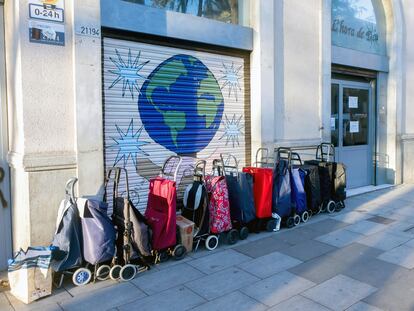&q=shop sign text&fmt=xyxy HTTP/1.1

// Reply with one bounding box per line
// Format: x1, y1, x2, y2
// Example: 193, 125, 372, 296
332, 19, 379, 44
